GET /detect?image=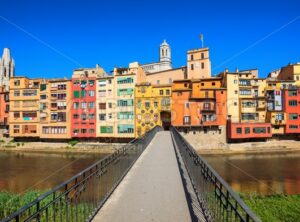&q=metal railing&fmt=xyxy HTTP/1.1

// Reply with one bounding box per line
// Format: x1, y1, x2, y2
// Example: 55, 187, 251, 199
171, 127, 260, 222
2, 126, 161, 222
